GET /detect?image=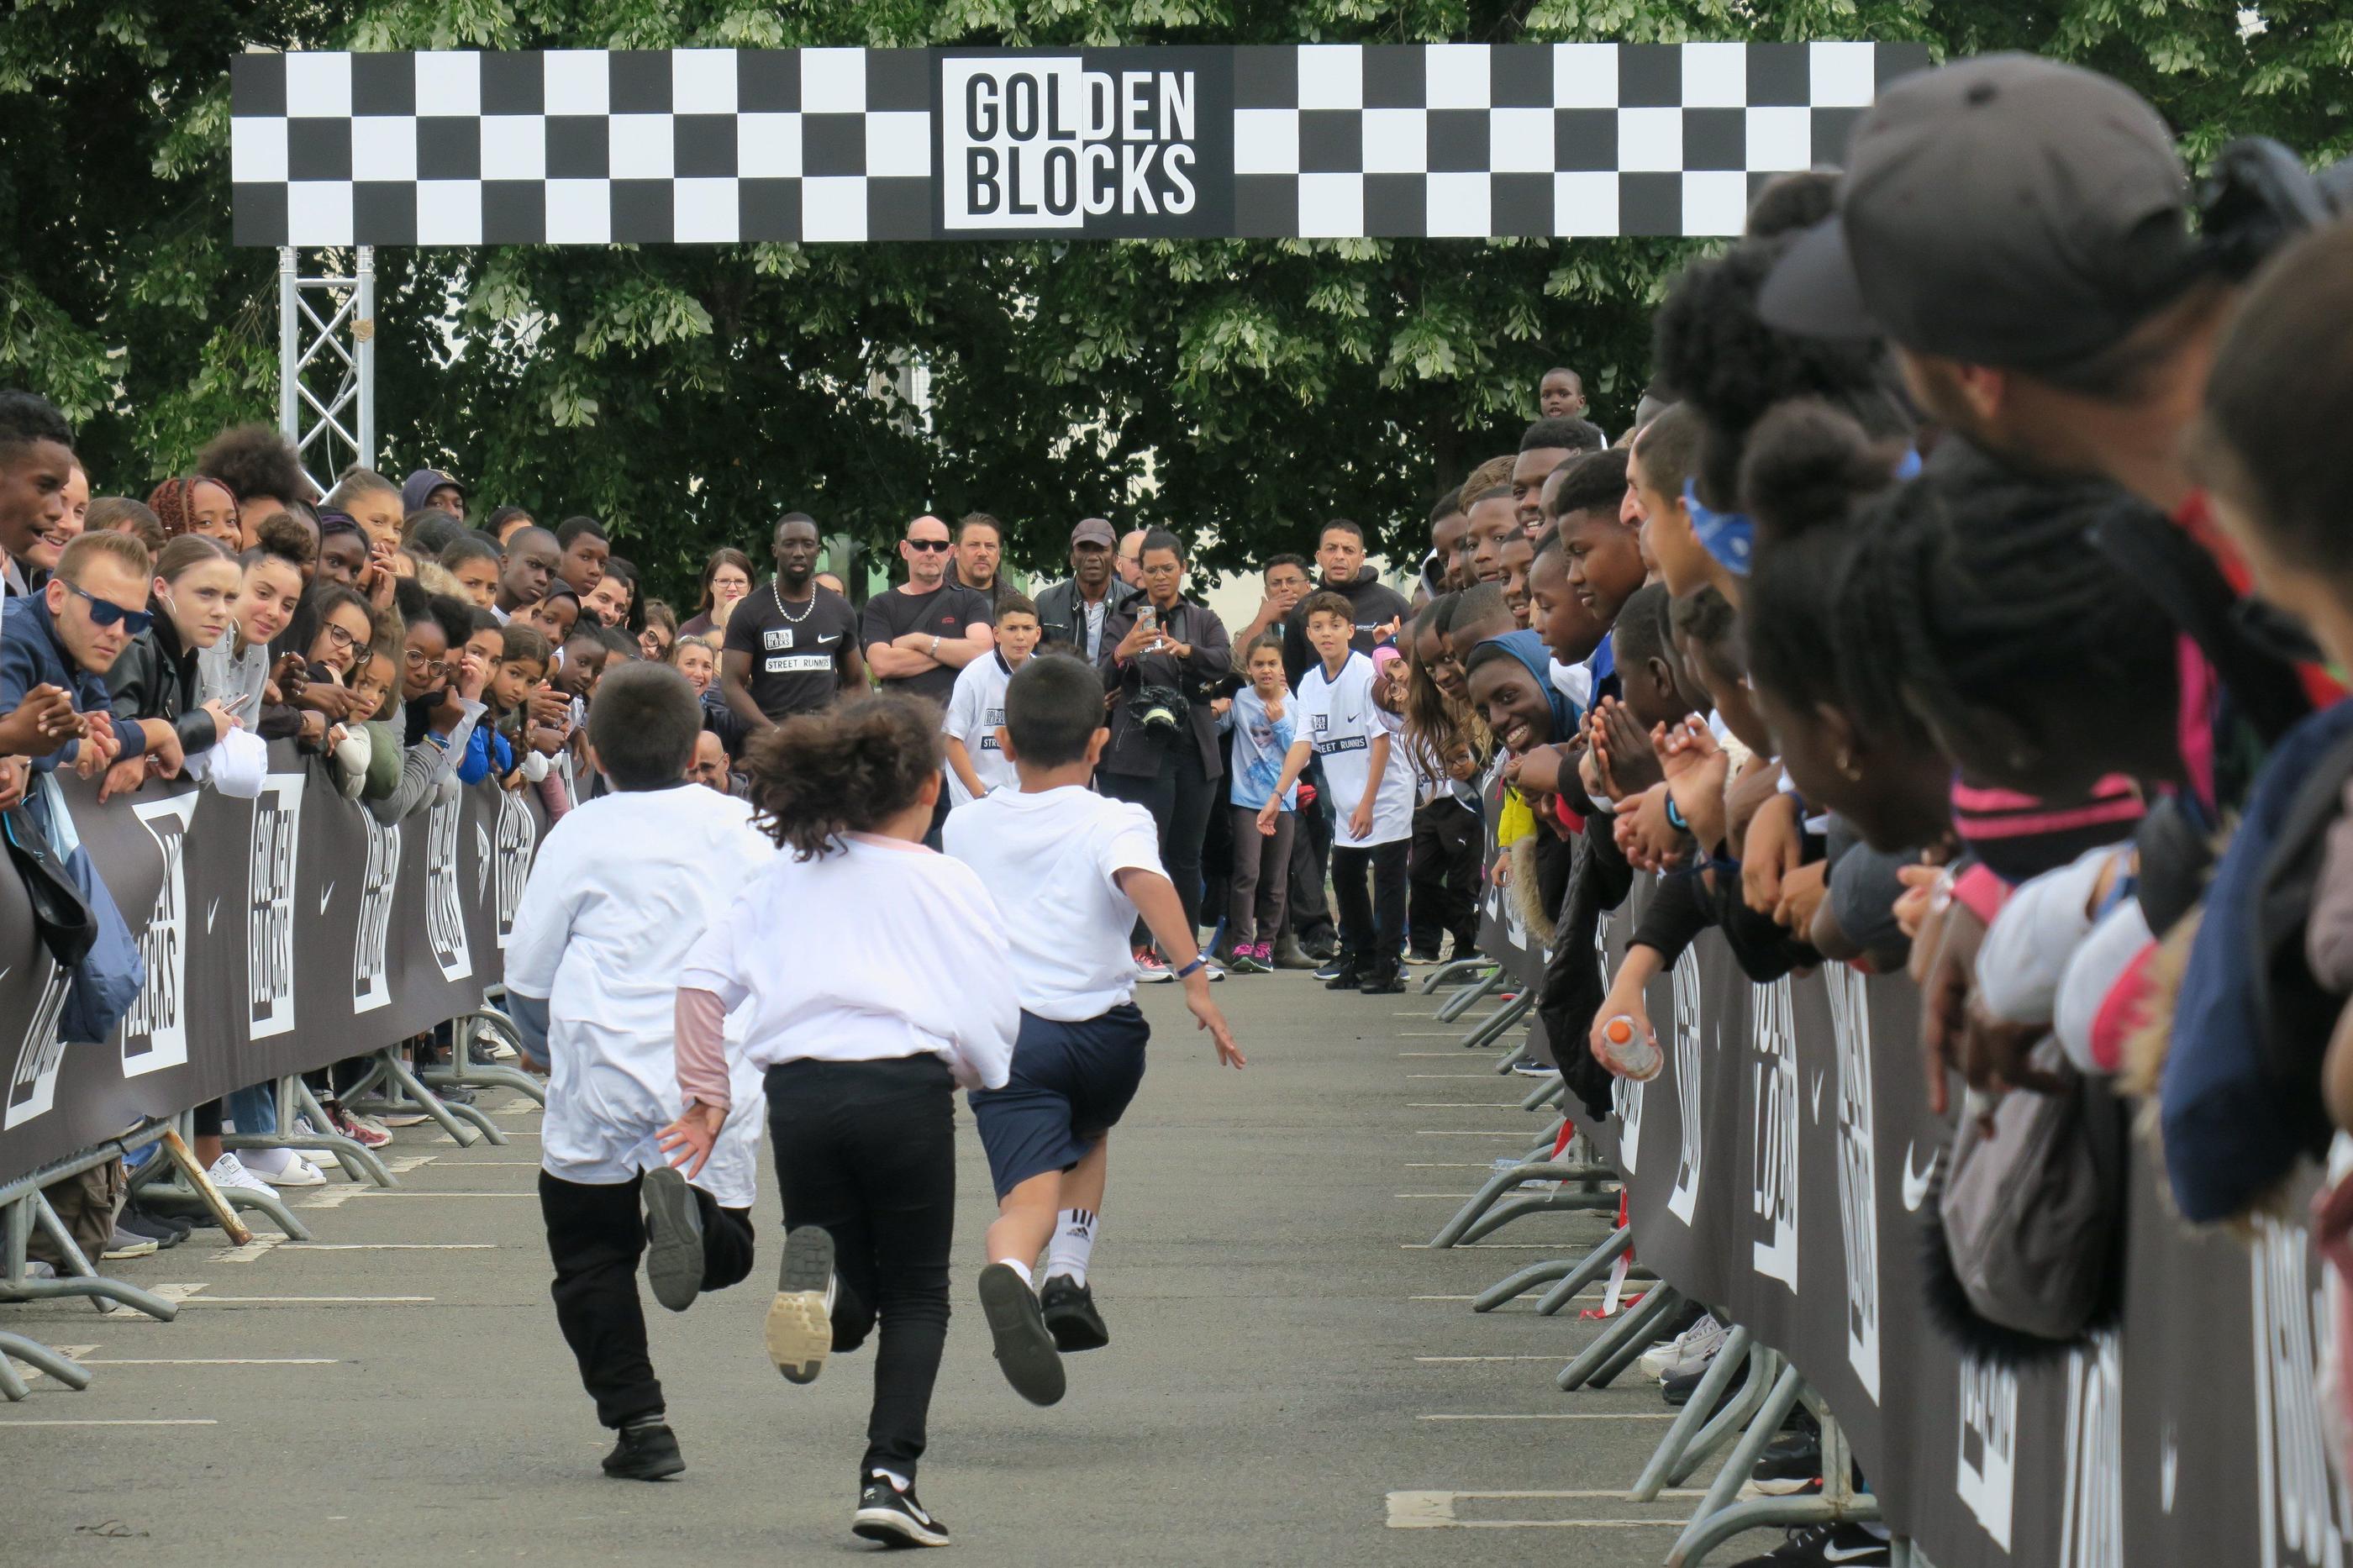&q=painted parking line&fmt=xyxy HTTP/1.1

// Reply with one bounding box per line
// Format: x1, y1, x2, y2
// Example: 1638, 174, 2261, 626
1418, 1413, 1680, 1421
173, 1295, 435, 1304
1407, 1102, 1538, 1110
1414, 1355, 1571, 1362
0, 1418, 218, 1428
1387, 1491, 1698, 1529
3, 1344, 97, 1383
282, 1242, 497, 1250
79, 1357, 340, 1366
1394, 1193, 1480, 1199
